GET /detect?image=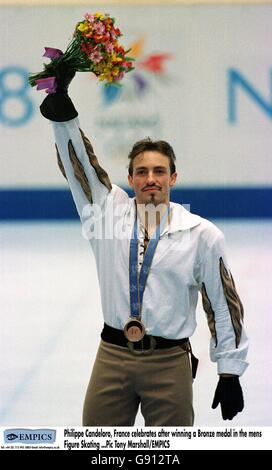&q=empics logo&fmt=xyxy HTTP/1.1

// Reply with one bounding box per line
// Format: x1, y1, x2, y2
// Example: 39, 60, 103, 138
4, 428, 56, 444
5, 433, 19, 441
